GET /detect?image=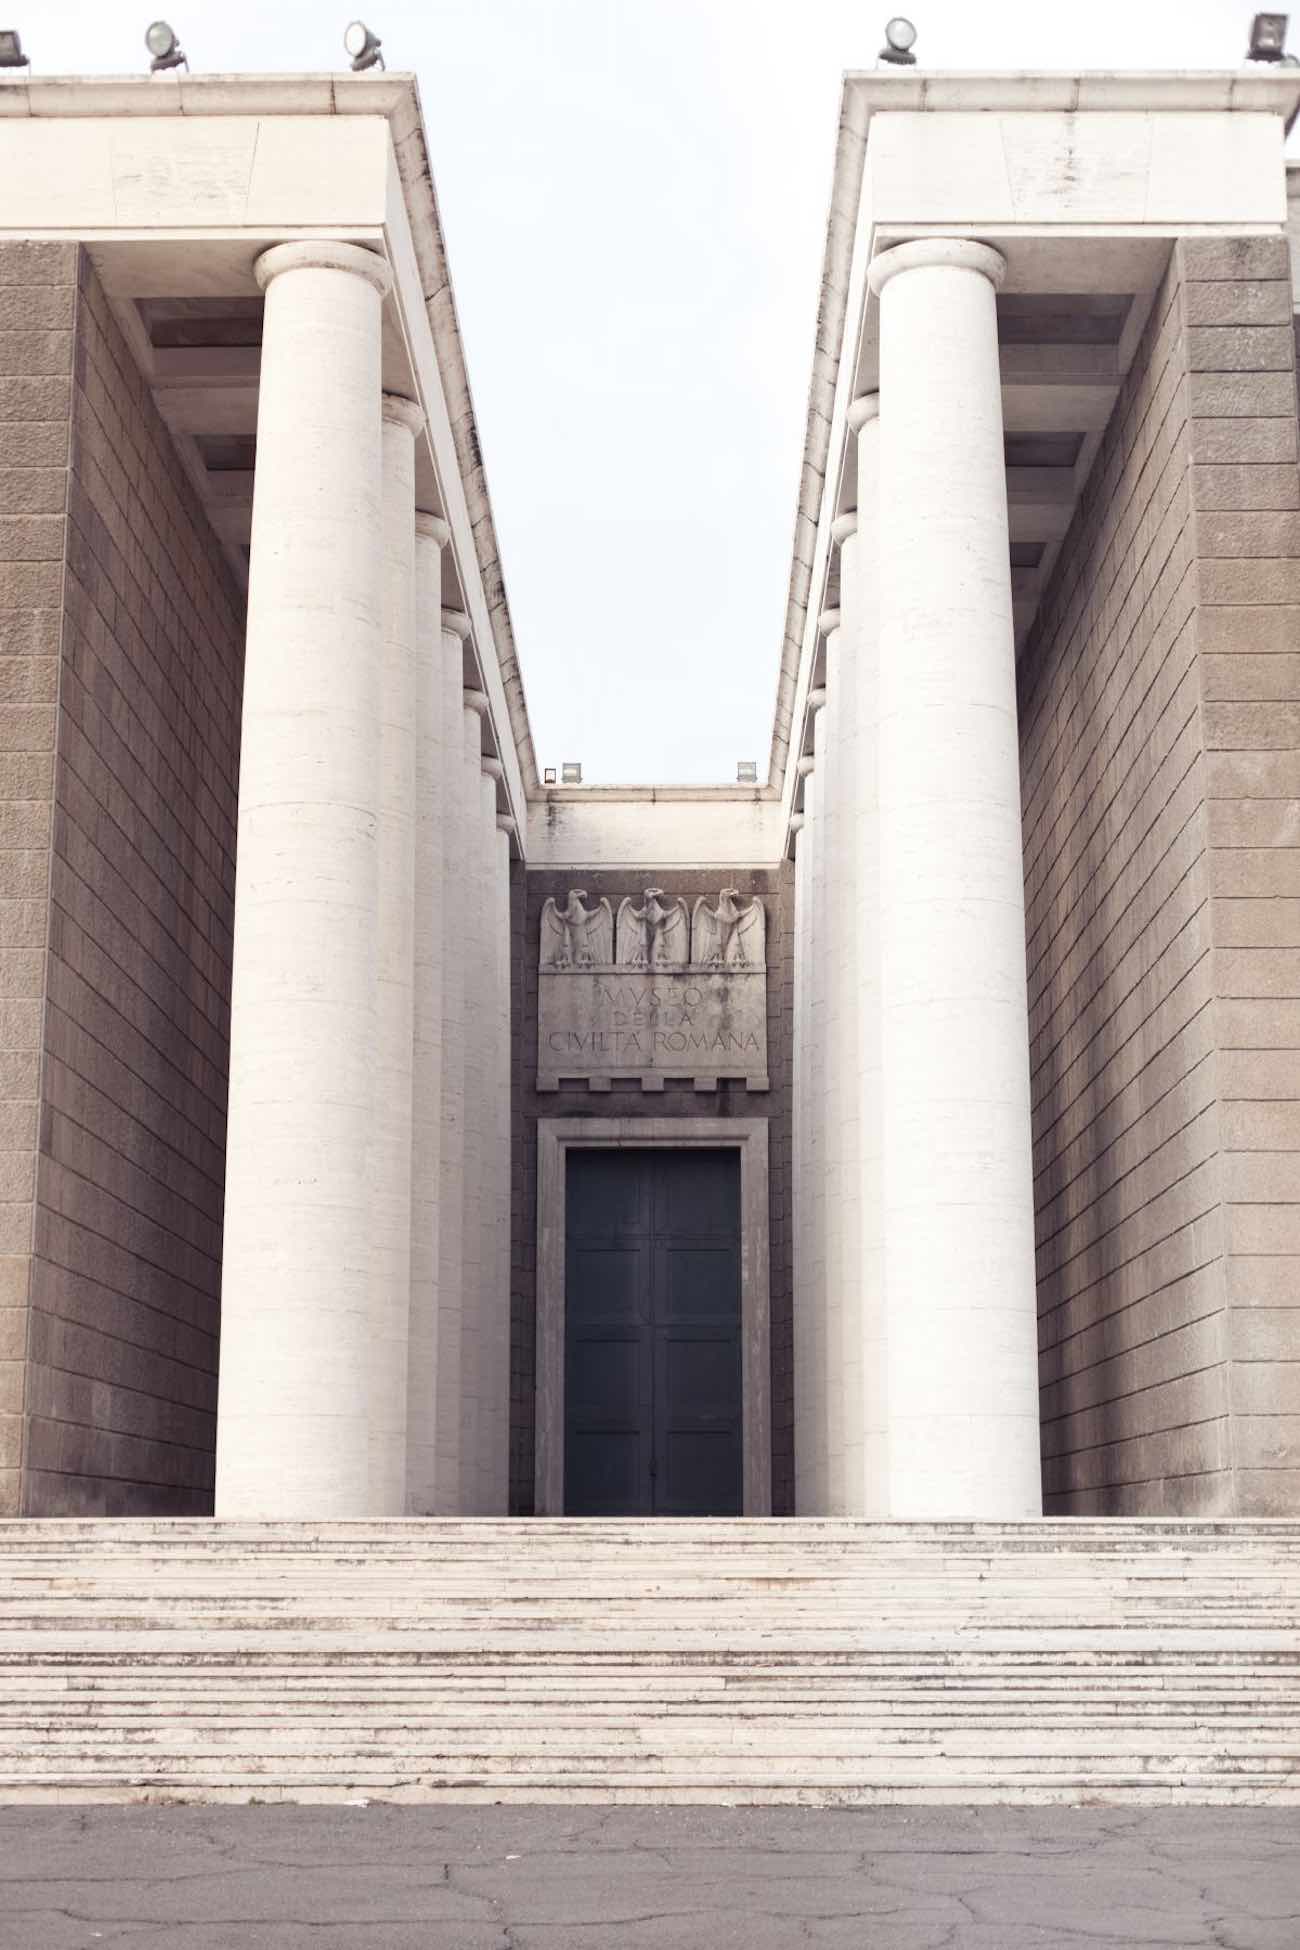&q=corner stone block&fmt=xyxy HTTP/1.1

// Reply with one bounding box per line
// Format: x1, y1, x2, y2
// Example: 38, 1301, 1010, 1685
1182, 281, 1295, 329
1178, 237, 1292, 282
